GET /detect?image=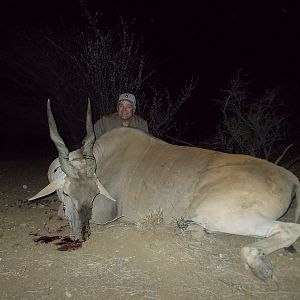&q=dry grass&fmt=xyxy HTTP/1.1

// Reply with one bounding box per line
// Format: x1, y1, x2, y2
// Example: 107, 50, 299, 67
136, 208, 164, 231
